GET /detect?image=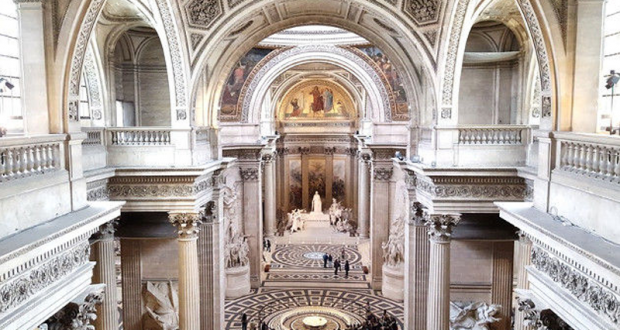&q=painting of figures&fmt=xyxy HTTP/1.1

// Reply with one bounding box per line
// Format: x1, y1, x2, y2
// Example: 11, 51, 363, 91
288, 159, 302, 211
332, 159, 346, 204
307, 159, 326, 207
357, 46, 409, 120
220, 47, 273, 116
279, 80, 355, 120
